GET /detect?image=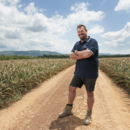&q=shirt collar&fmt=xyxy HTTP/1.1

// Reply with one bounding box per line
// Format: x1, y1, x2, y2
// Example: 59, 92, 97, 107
80, 36, 91, 44
84, 36, 91, 43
